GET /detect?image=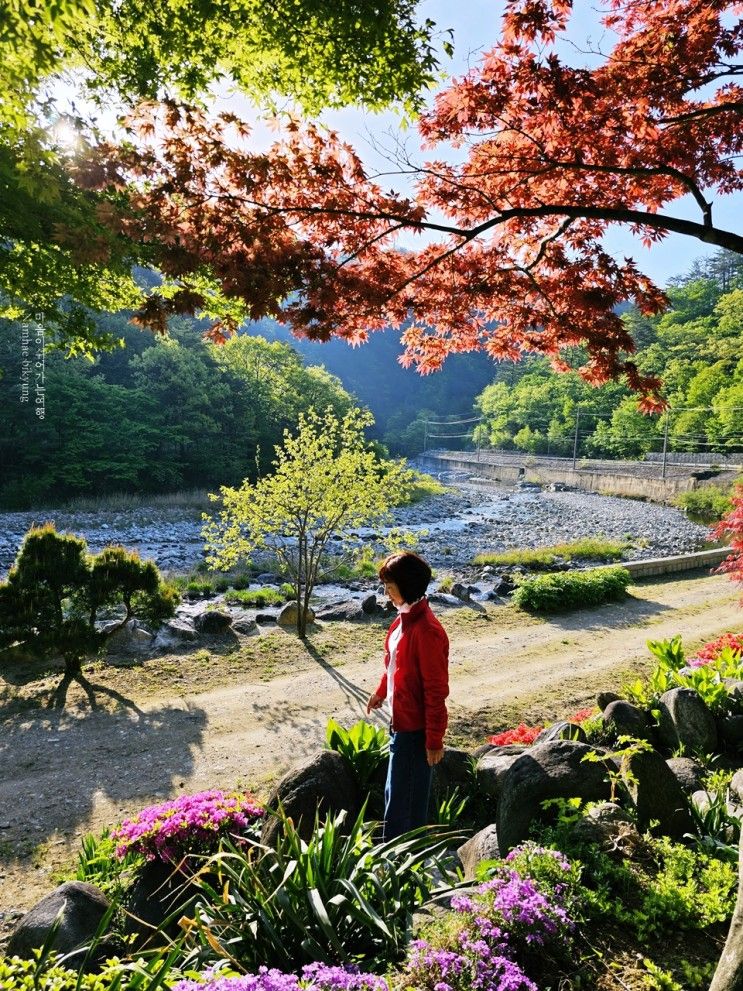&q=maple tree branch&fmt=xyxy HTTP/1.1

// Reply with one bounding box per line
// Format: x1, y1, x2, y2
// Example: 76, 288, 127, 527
658, 100, 743, 127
